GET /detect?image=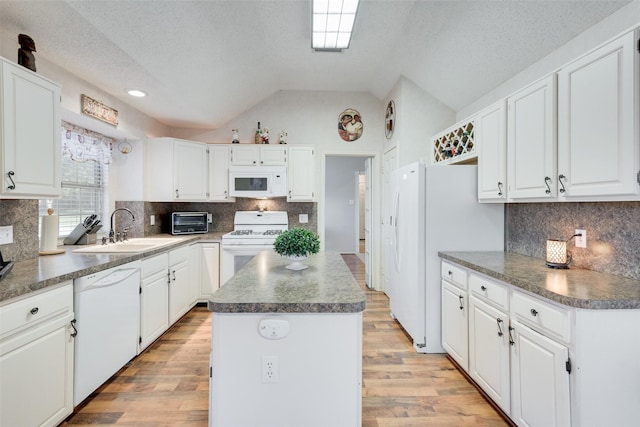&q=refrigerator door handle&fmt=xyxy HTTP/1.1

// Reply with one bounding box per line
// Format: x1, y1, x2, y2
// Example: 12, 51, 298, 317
392, 190, 400, 272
